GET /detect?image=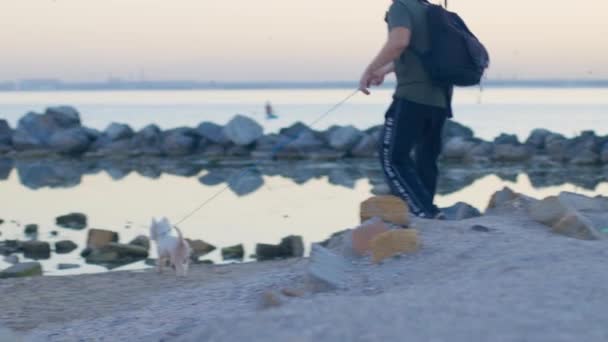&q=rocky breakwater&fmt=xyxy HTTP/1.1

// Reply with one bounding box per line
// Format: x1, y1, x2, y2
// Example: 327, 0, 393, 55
1, 106, 607, 165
